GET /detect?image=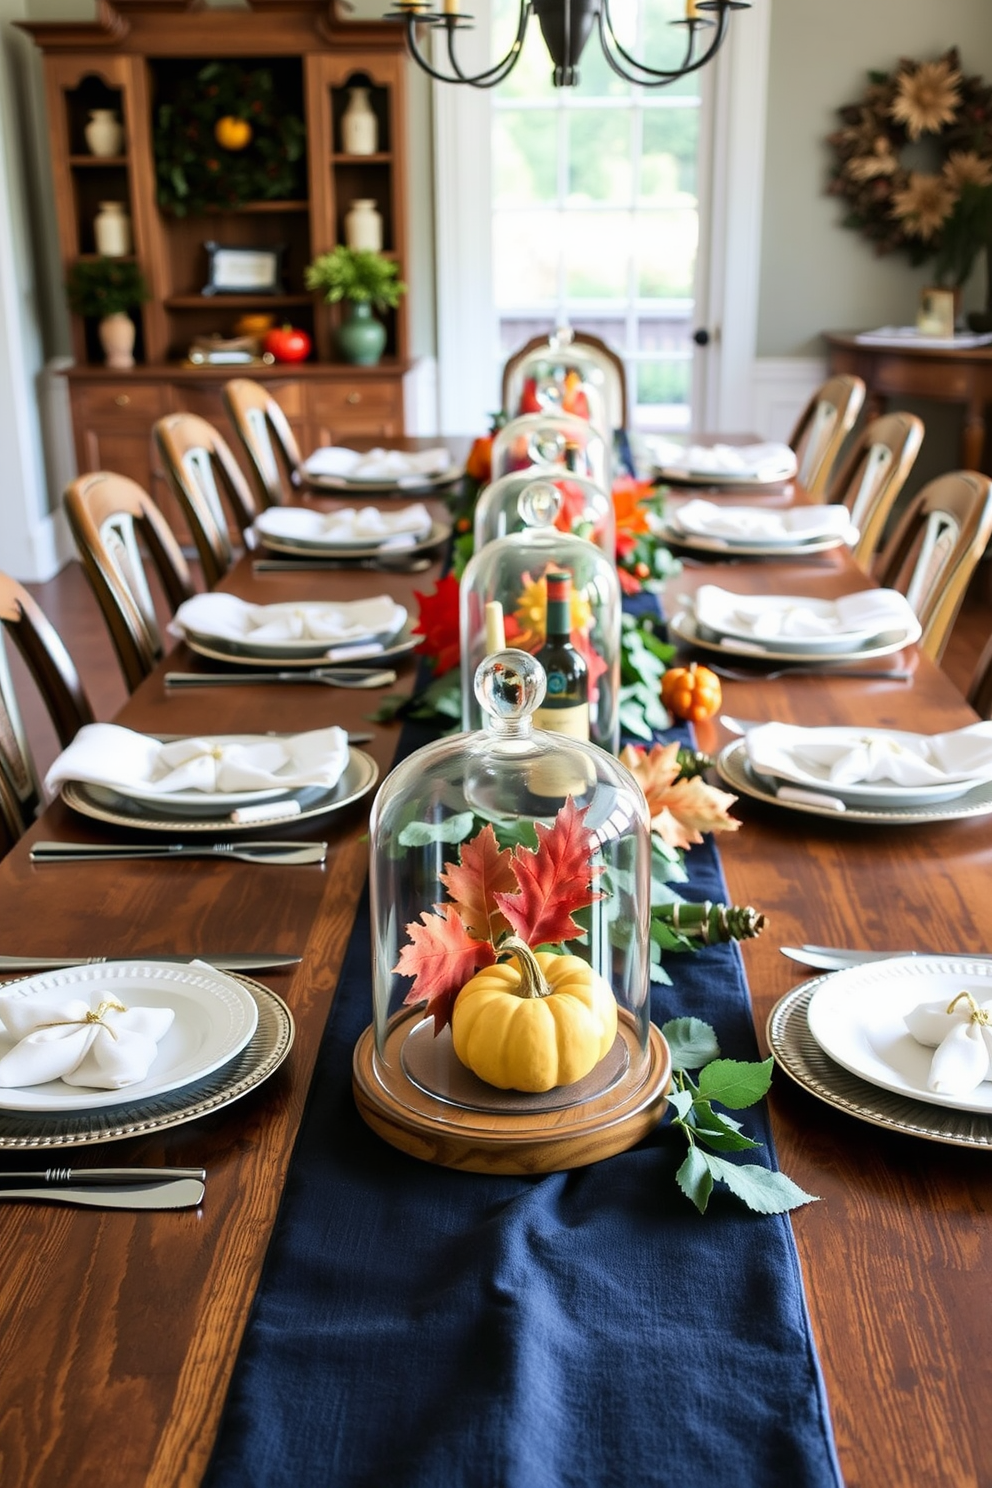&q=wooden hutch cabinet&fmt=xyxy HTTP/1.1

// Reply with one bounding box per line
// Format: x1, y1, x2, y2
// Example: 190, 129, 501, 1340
21, 0, 412, 515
